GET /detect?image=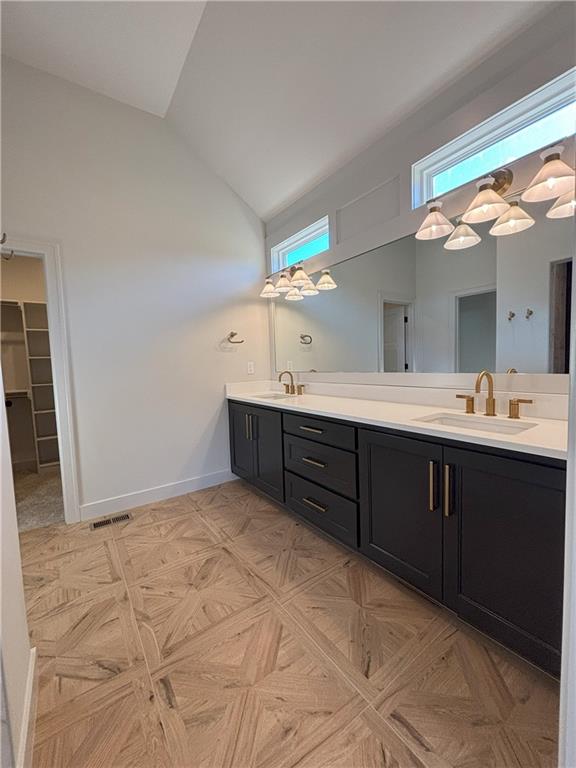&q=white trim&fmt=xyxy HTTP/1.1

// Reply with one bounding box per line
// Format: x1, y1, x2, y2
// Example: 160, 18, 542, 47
16, 648, 36, 768
79, 469, 236, 520
2, 236, 80, 524
559, 267, 576, 767
412, 67, 576, 207
270, 215, 329, 274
